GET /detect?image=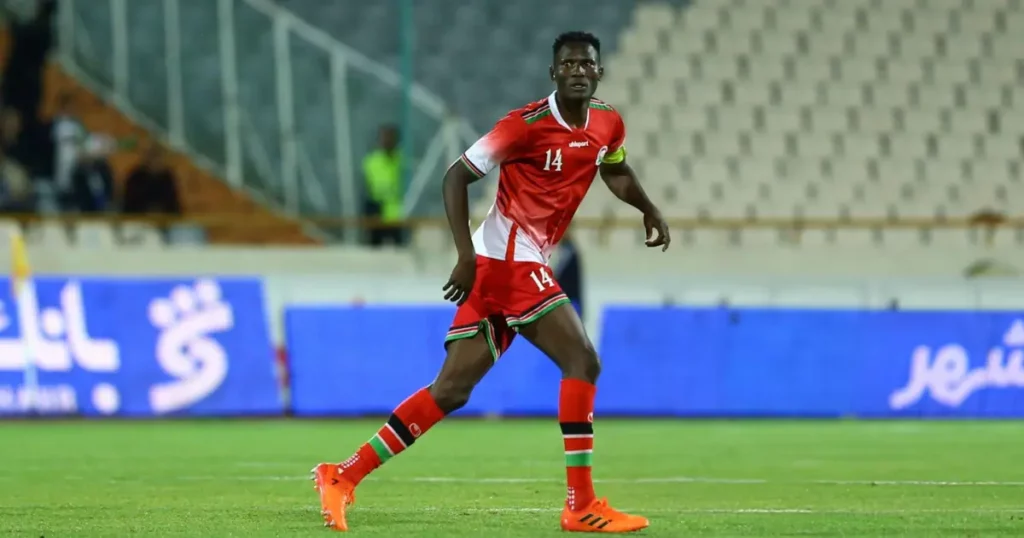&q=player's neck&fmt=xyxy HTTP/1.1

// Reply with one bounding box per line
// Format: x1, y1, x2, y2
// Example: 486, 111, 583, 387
554, 92, 588, 128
